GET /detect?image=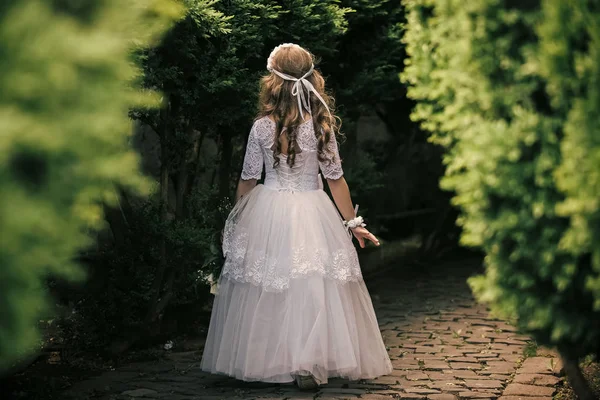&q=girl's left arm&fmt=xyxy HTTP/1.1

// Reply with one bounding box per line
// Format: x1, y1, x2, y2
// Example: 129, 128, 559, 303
327, 177, 380, 248
320, 136, 379, 248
